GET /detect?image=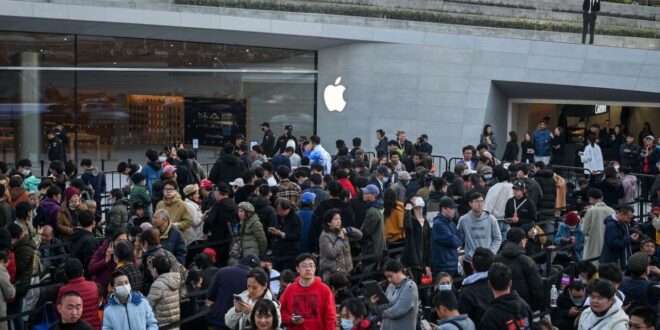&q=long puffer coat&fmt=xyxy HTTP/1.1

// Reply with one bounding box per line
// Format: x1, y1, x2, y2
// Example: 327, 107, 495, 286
147, 271, 181, 329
